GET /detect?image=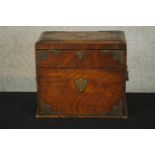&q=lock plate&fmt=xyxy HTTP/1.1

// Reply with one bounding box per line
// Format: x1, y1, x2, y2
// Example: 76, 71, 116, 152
75, 78, 88, 92
76, 51, 84, 60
